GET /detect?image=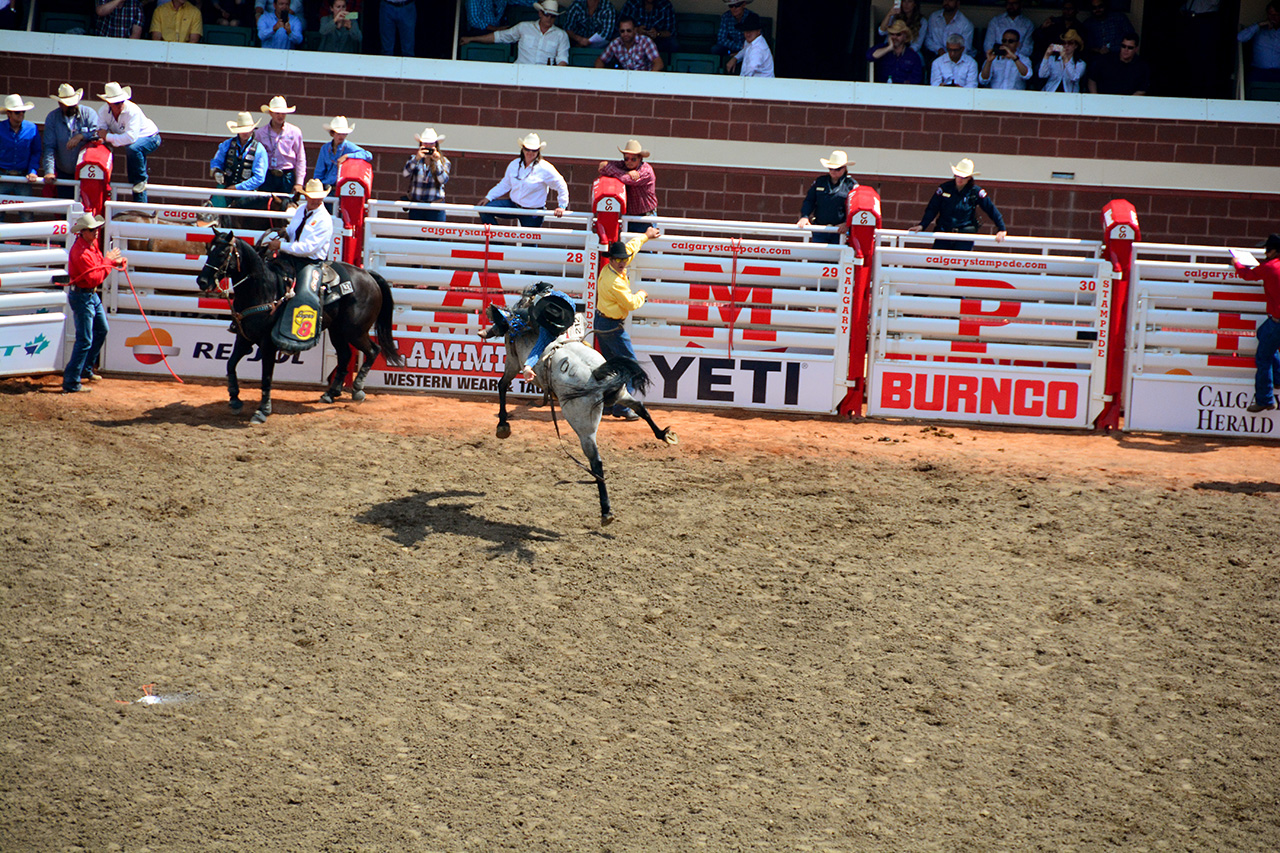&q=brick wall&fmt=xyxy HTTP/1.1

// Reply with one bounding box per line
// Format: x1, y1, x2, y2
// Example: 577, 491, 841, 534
6, 53, 1279, 246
